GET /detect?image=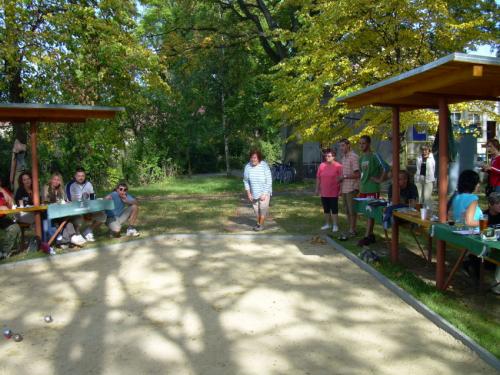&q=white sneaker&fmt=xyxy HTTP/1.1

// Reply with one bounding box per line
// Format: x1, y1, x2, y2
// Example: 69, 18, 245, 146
321, 224, 330, 230
82, 229, 95, 242
71, 234, 86, 246
332, 225, 339, 233
126, 227, 140, 237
